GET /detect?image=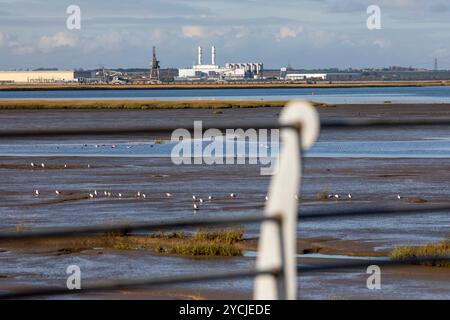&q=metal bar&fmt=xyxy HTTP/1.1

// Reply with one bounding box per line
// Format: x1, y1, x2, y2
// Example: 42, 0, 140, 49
298, 204, 450, 220
0, 204, 448, 242
0, 118, 449, 138
321, 118, 450, 128
0, 123, 292, 139
0, 268, 279, 300
2, 256, 448, 299
0, 215, 279, 241
297, 256, 450, 273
